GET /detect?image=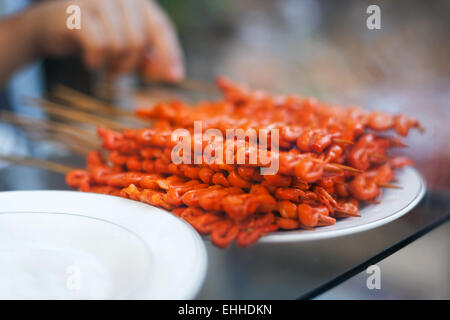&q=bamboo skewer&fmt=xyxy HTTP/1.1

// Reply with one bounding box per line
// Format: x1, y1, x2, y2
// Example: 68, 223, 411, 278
26, 130, 94, 156
52, 85, 157, 127
377, 182, 403, 189
51, 85, 149, 126
0, 155, 75, 174
0, 110, 97, 137
0, 111, 98, 147
332, 138, 354, 144
130, 87, 183, 102
310, 158, 363, 174
53, 84, 133, 116
23, 97, 128, 131
329, 163, 363, 173
334, 211, 361, 217
177, 79, 218, 93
